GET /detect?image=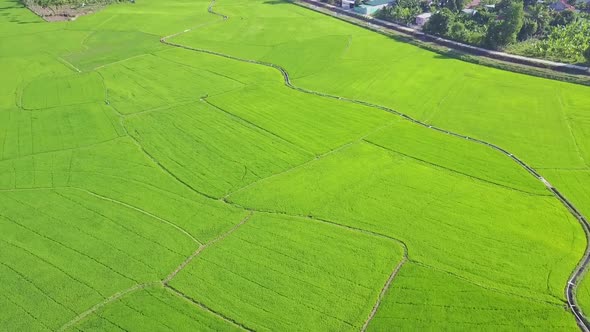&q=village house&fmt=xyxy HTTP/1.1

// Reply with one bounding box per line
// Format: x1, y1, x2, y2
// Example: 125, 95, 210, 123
549, 0, 575, 11
415, 12, 432, 26
353, 0, 395, 15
